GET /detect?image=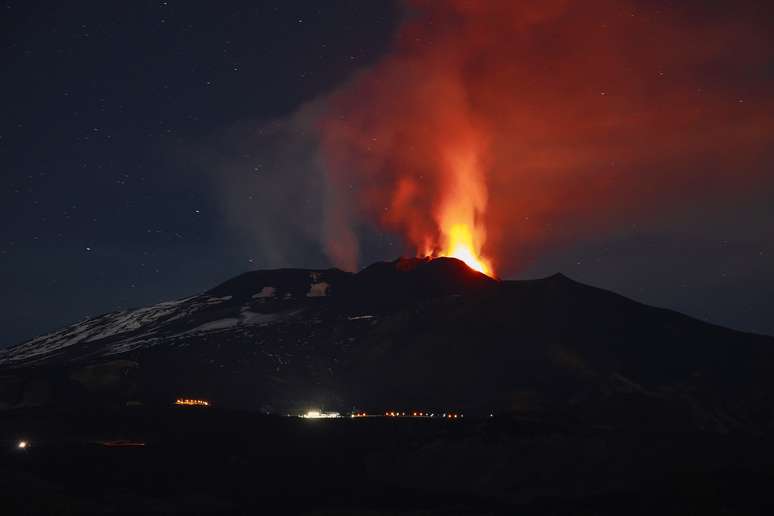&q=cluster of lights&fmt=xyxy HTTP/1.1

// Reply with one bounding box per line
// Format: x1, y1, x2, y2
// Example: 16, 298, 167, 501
302, 410, 341, 419
296, 410, 472, 419
382, 411, 463, 419
175, 398, 210, 407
